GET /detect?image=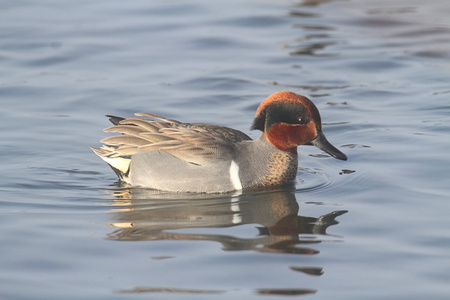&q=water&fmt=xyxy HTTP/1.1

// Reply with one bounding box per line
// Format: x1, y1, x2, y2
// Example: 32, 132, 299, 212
1, 0, 450, 299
